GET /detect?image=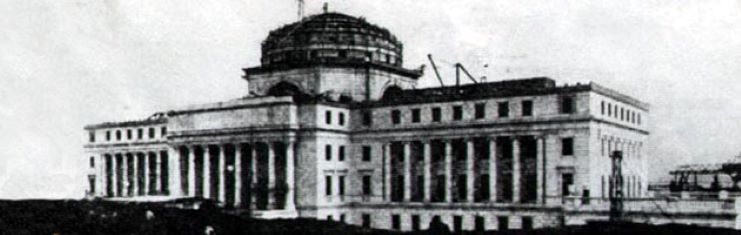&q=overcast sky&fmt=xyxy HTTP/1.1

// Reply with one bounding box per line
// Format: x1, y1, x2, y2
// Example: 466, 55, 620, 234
1, 0, 740, 199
